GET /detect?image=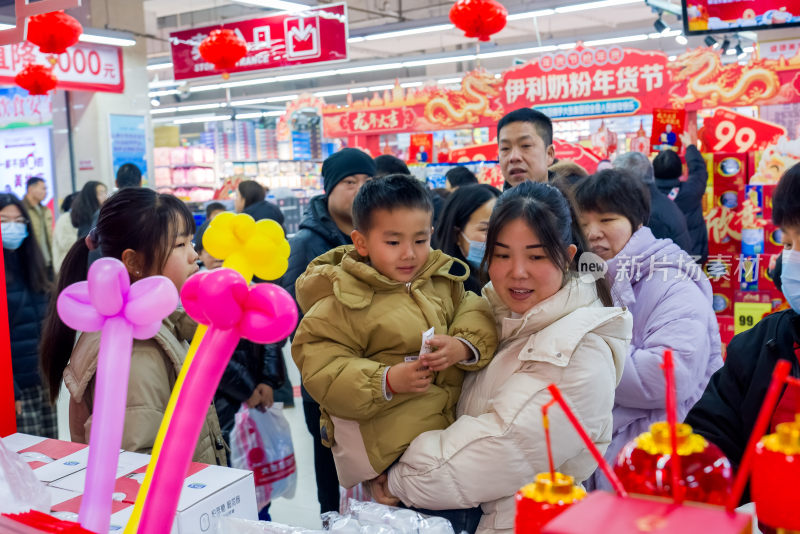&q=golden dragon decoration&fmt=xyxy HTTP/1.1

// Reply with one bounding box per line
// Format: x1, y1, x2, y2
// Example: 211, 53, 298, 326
424, 70, 505, 126
668, 48, 781, 107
